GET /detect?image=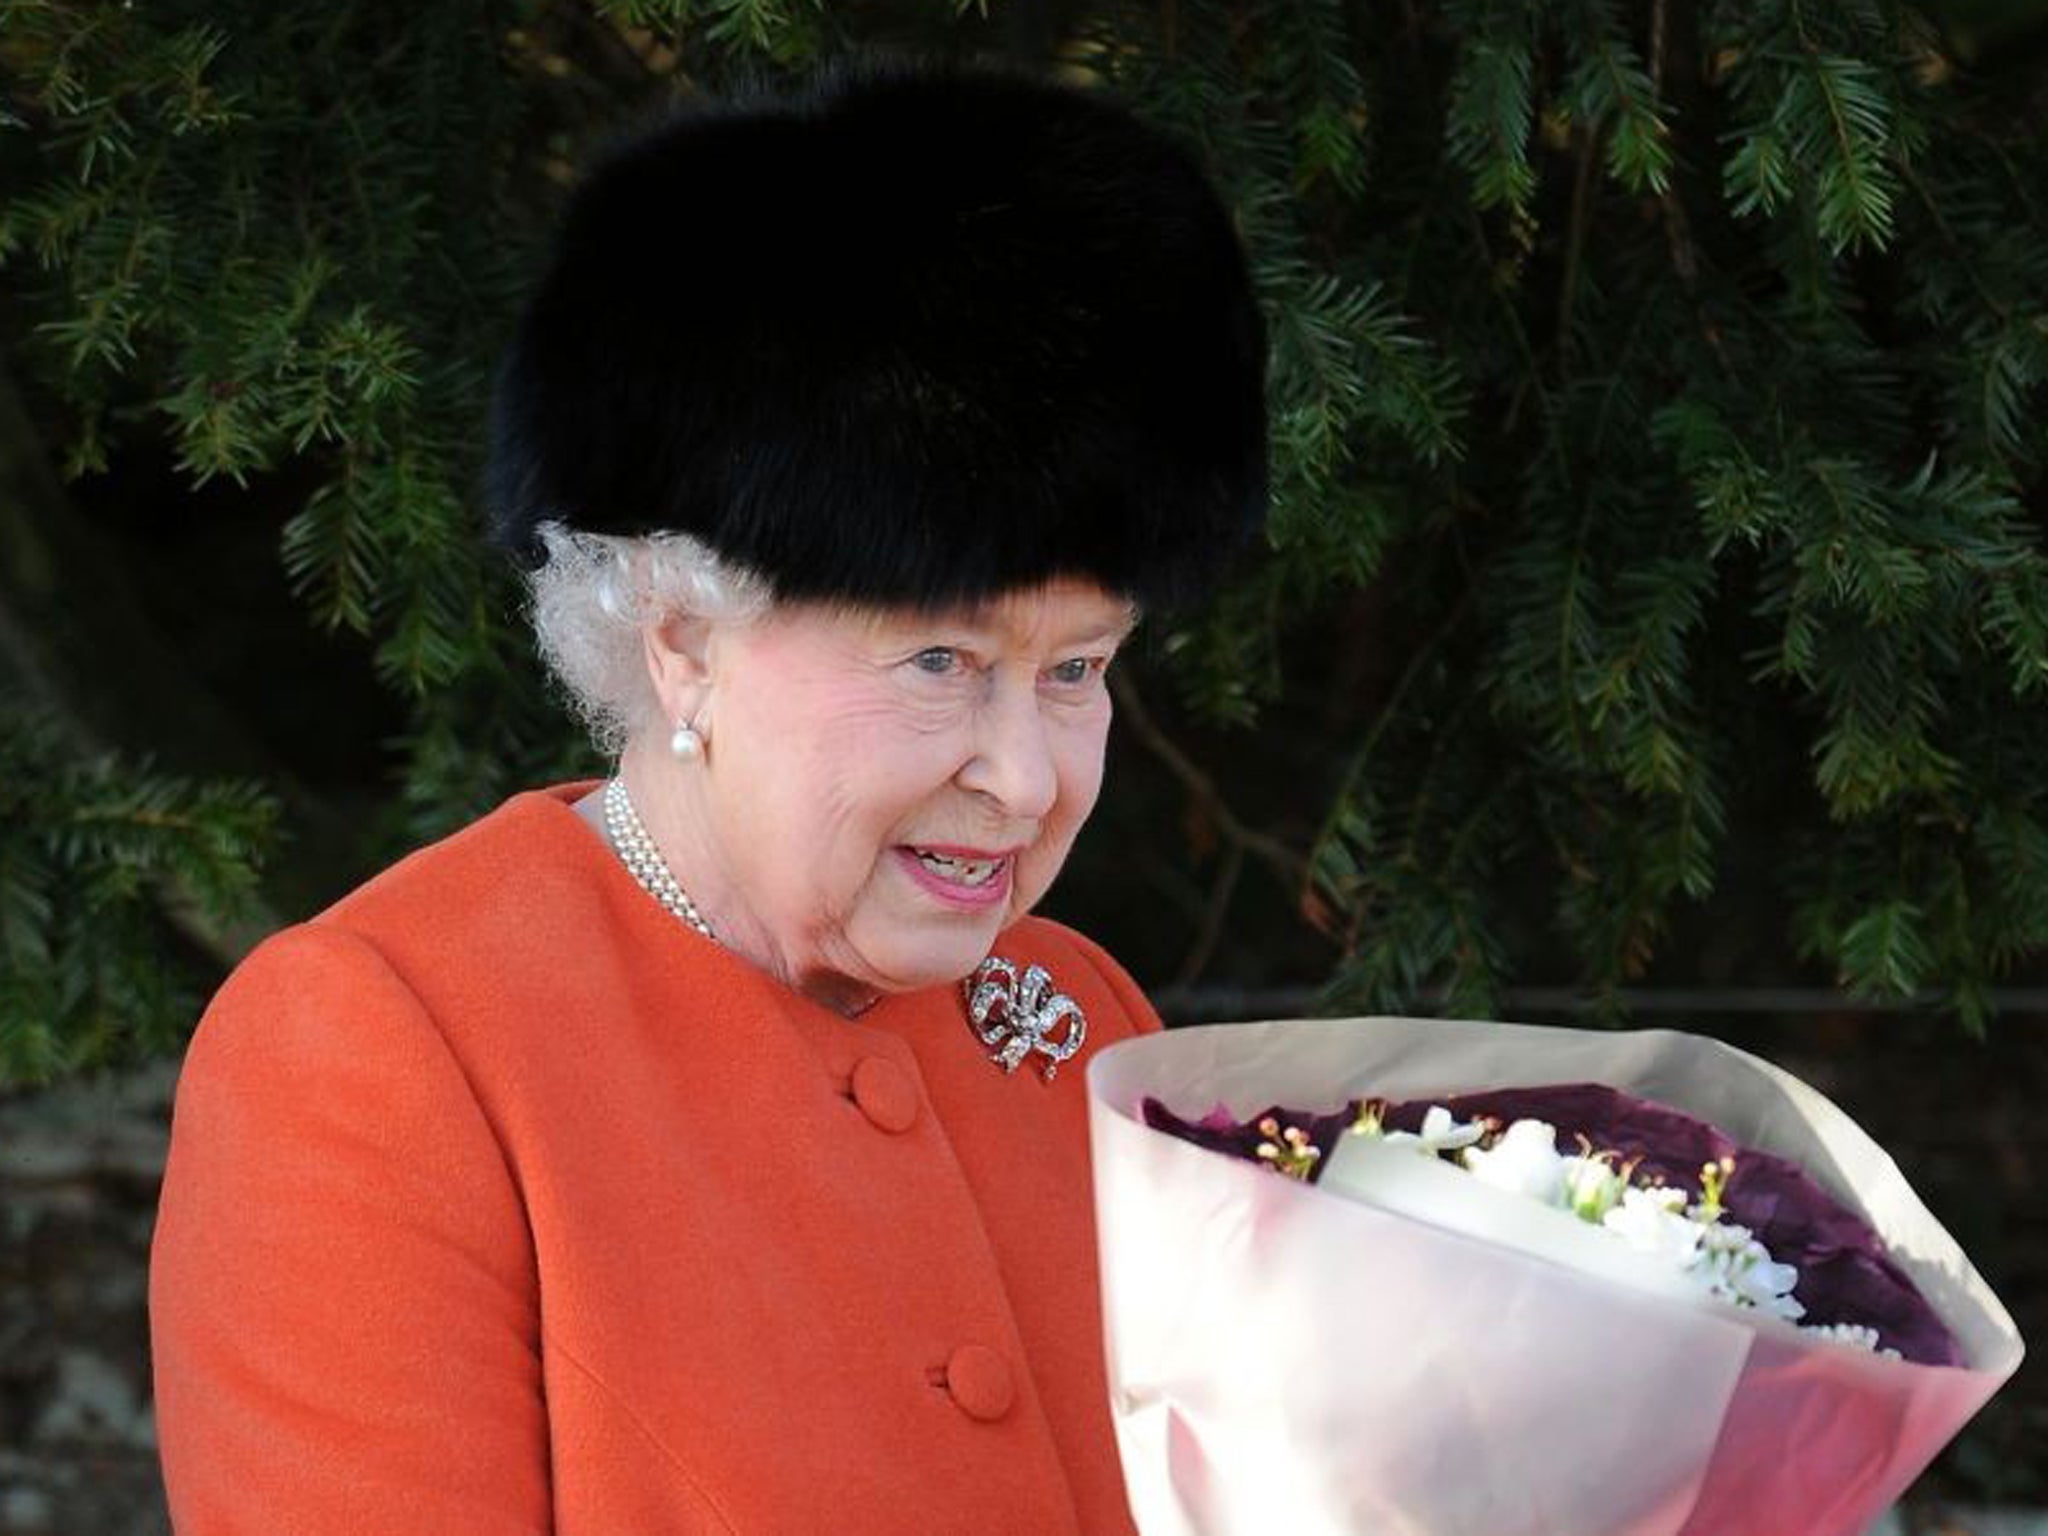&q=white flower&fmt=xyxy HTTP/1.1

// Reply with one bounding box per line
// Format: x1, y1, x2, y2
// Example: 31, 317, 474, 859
1739, 1260, 1804, 1319
1601, 1185, 1703, 1267
1560, 1155, 1625, 1222
1693, 1221, 1805, 1321
1602, 1190, 1808, 1320
1801, 1322, 1900, 1358
1383, 1105, 1487, 1157
1461, 1119, 1568, 1206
